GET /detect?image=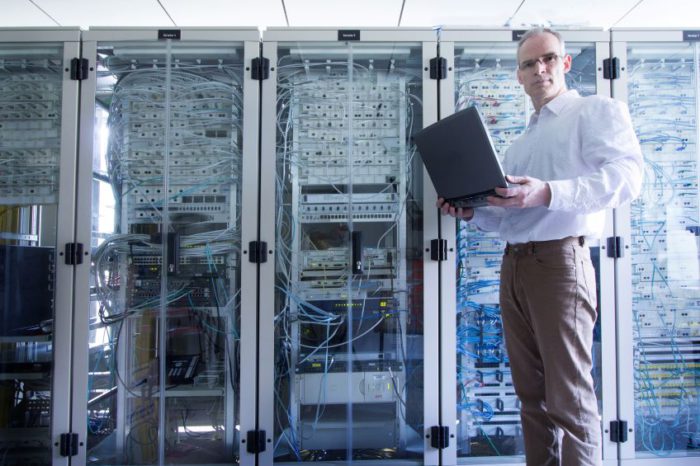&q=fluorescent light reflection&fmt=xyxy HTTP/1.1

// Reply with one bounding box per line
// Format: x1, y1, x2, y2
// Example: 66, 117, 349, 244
177, 425, 223, 434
